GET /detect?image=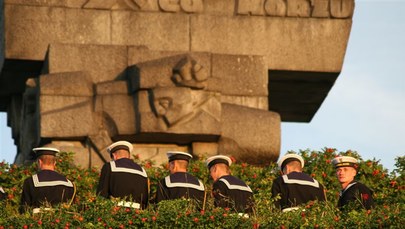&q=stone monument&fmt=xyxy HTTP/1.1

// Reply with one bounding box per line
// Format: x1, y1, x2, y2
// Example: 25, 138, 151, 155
0, 0, 355, 167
